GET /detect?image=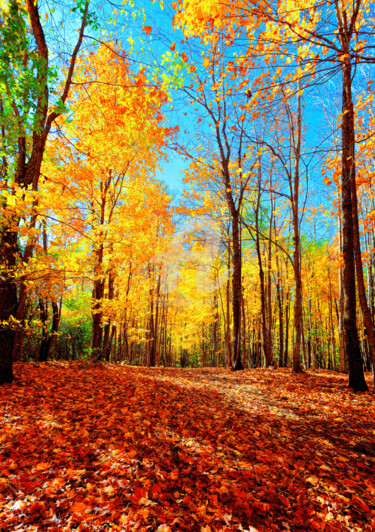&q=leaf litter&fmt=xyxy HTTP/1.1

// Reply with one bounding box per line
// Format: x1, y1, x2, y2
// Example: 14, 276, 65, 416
0, 363, 374, 531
